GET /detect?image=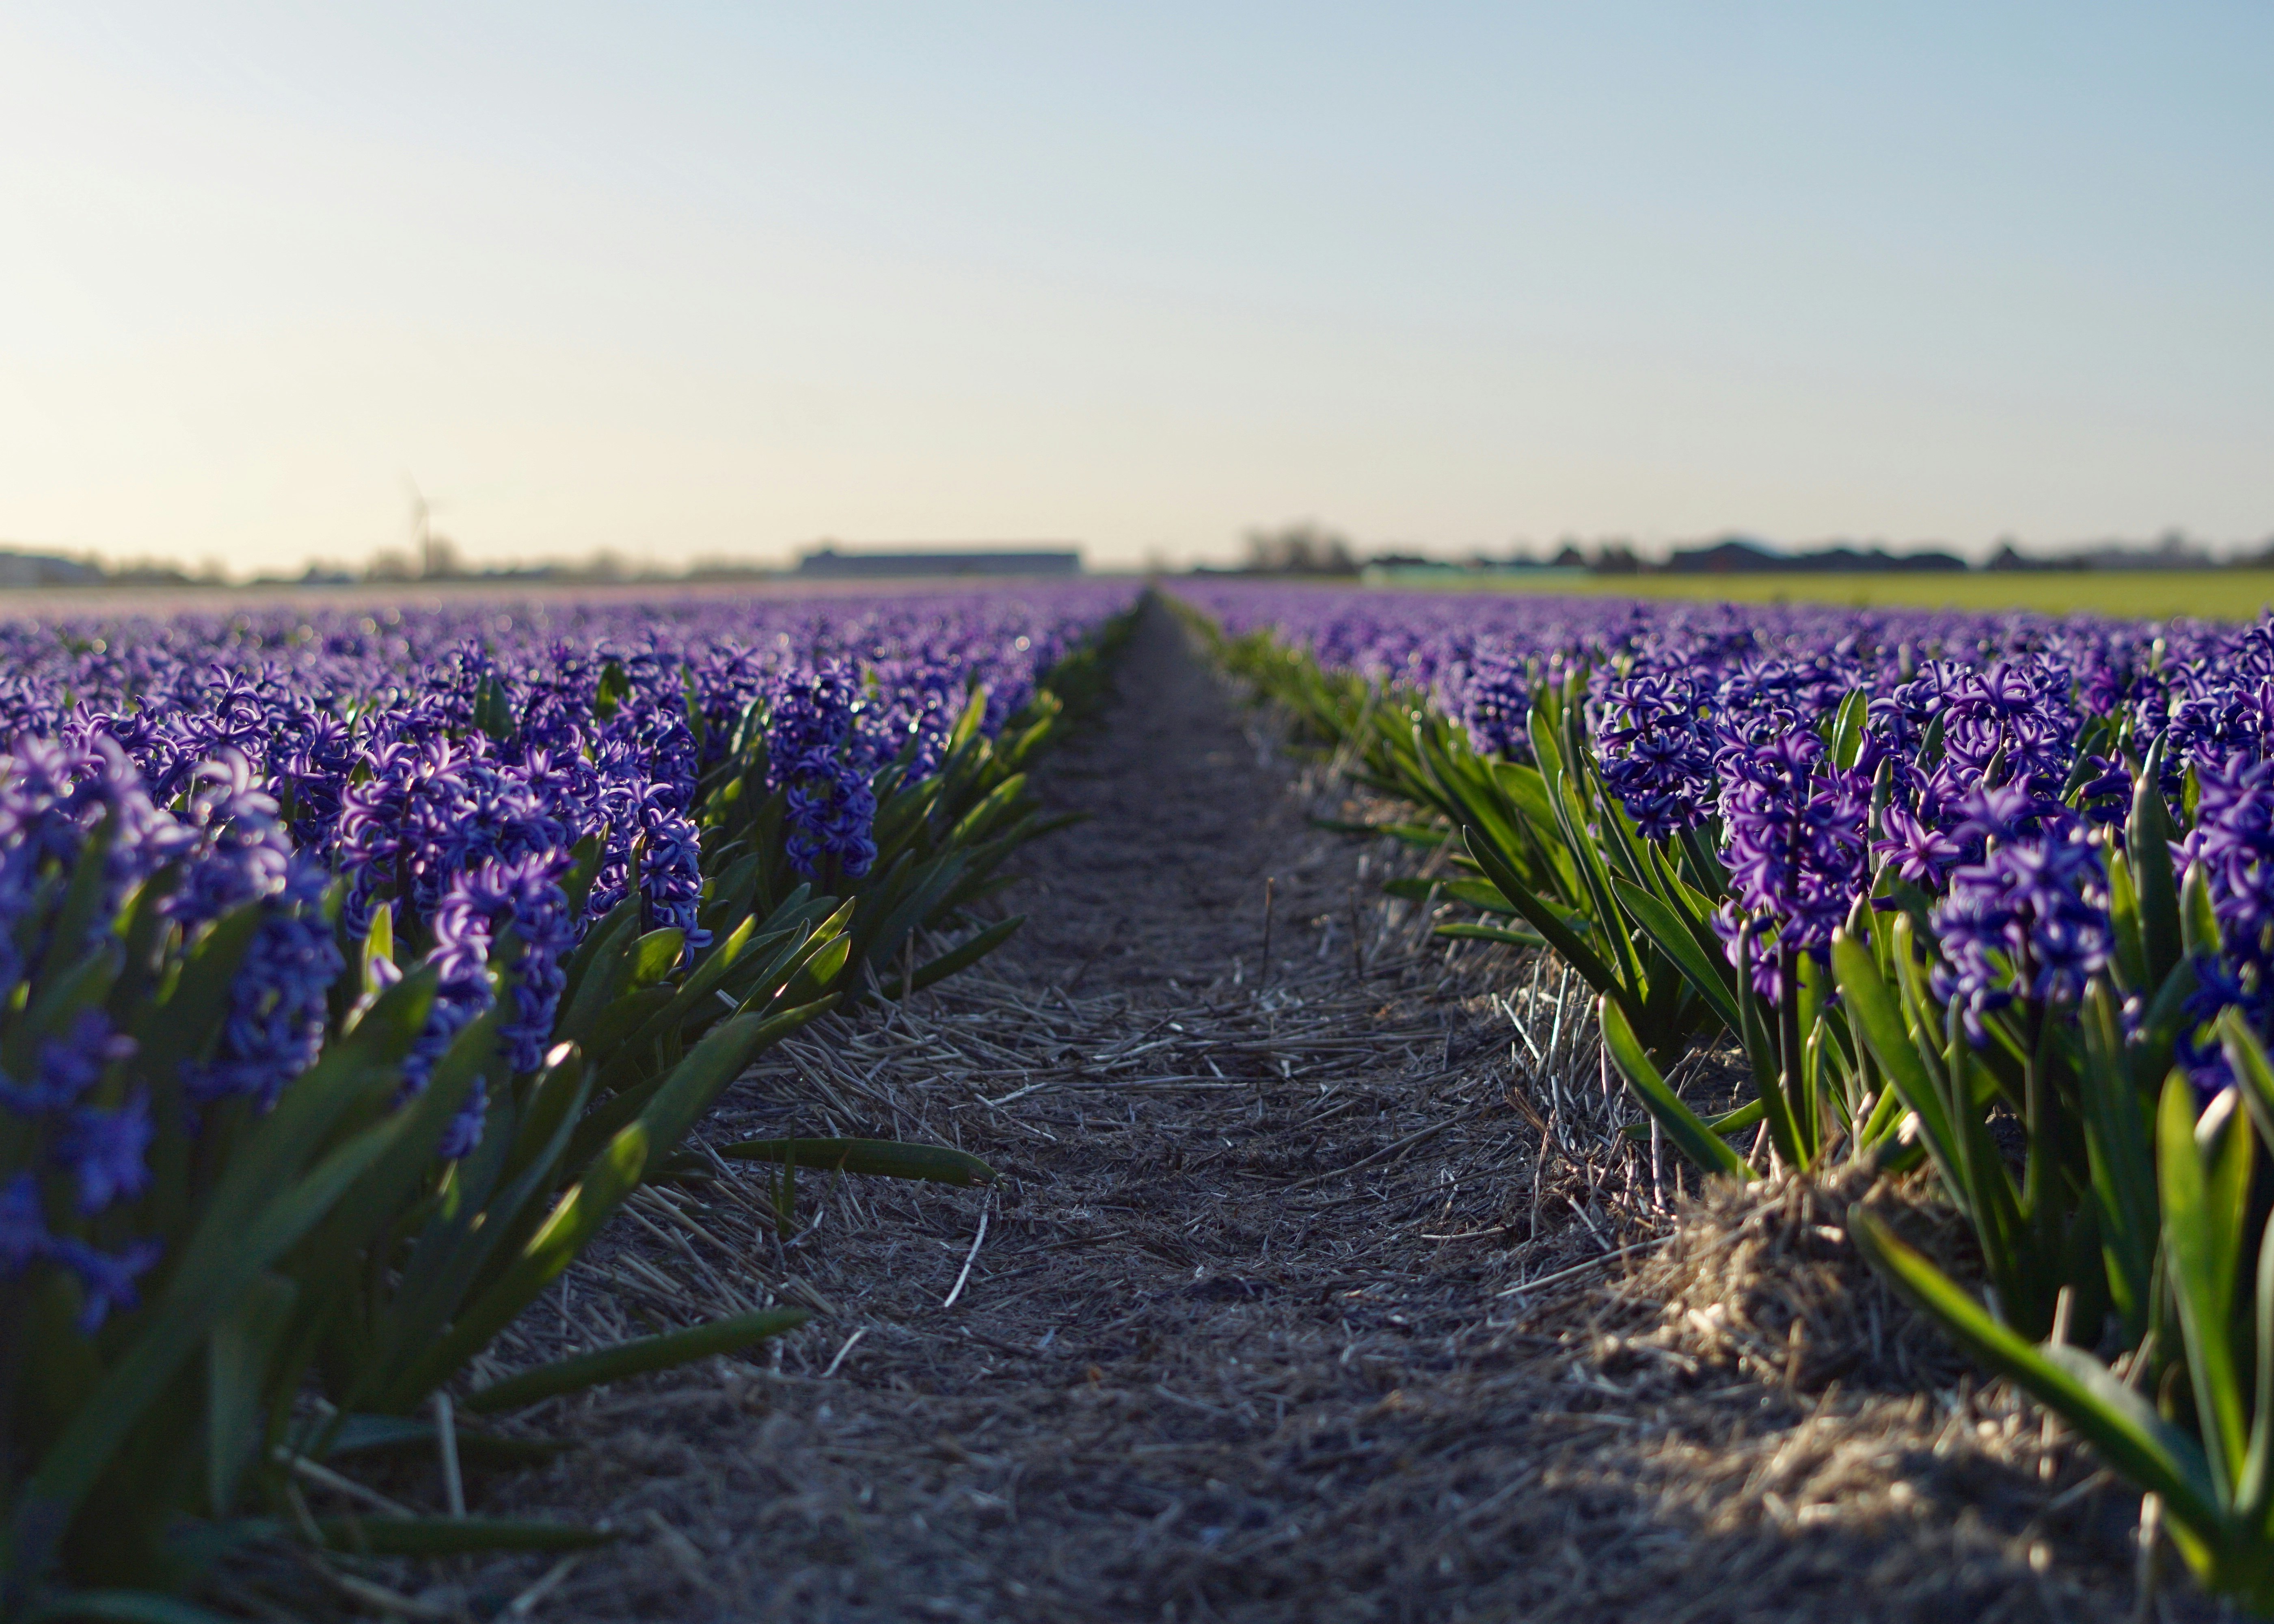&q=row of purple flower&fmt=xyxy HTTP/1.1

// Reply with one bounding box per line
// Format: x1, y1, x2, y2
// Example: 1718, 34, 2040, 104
1, 584, 1133, 1332
1178, 582, 2274, 1084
